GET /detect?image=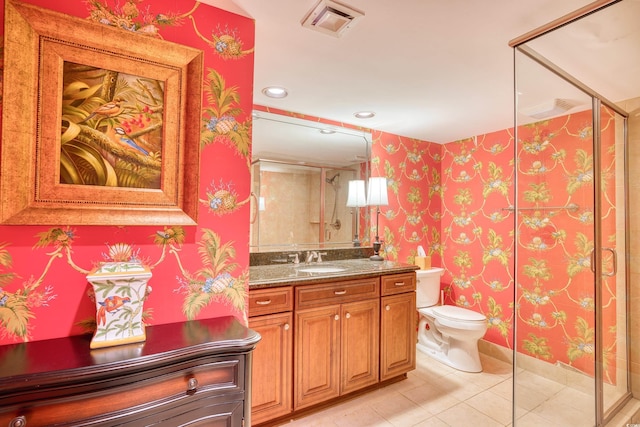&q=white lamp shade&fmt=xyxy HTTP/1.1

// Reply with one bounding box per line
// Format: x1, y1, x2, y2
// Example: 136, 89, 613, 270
346, 180, 367, 207
367, 177, 389, 206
